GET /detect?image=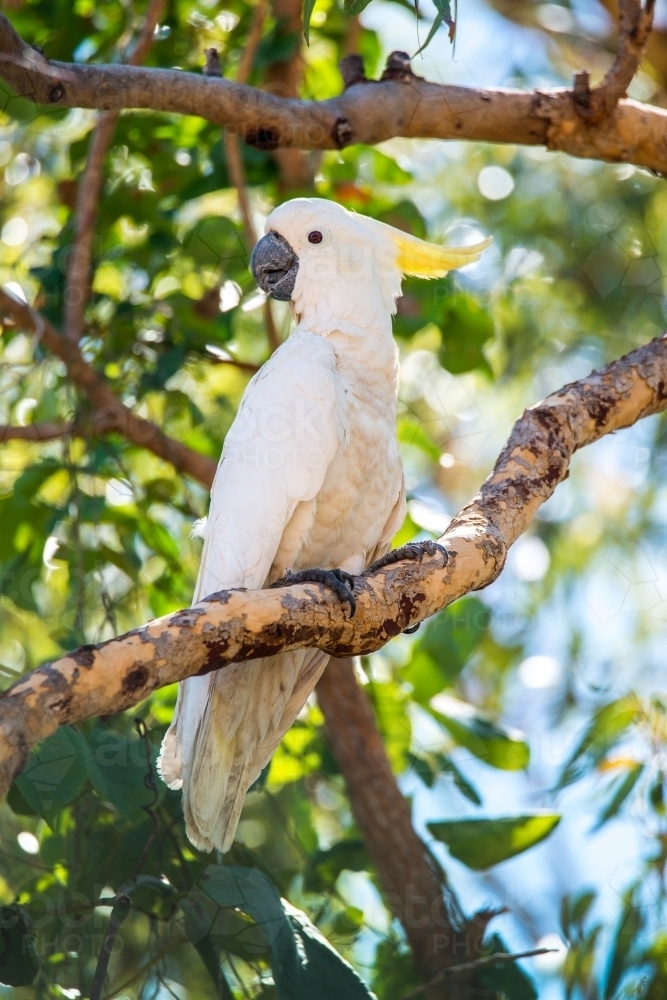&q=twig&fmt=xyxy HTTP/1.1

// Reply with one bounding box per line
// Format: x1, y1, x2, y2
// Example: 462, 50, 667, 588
222, 127, 281, 352
100, 937, 181, 1000
237, 1, 267, 85
399, 948, 557, 999
223, 127, 257, 245
130, 717, 160, 877
0, 421, 75, 441
125, 0, 166, 67
90, 889, 133, 1000
205, 343, 260, 373
64, 0, 166, 342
